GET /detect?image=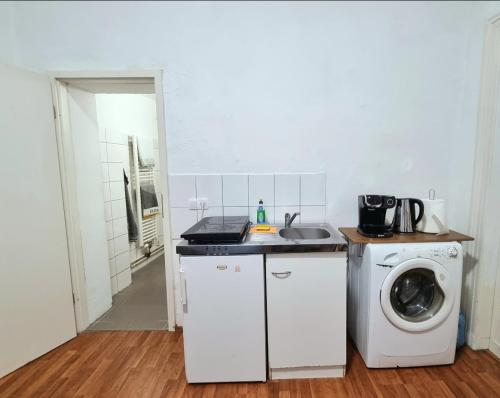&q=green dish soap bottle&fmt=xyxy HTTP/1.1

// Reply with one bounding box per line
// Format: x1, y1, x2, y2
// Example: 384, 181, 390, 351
257, 200, 266, 224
